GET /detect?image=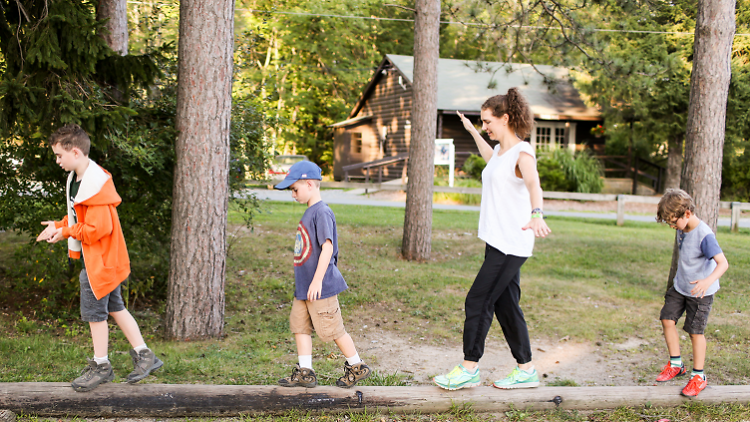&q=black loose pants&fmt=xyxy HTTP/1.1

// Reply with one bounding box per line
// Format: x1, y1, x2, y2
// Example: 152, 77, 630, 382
463, 243, 531, 364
